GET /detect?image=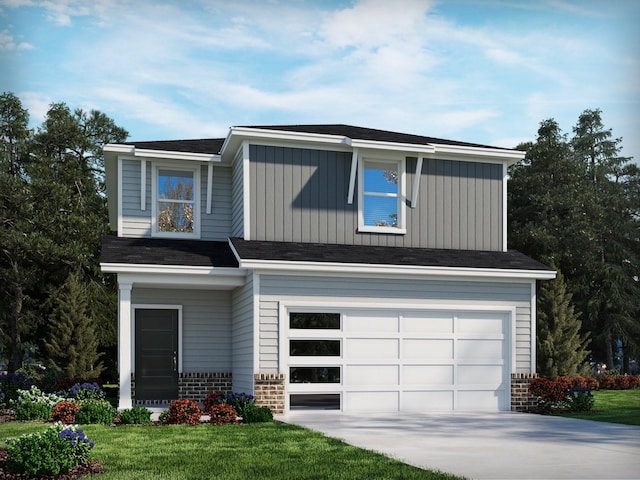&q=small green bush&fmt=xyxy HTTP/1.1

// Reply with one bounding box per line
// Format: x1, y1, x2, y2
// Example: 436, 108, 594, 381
118, 405, 152, 424
5, 423, 94, 476
12, 386, 64, 420
564, 387, 595, 412
75, 399, 116, 424
242, 404, 274, 423
68, 382, 106, 400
